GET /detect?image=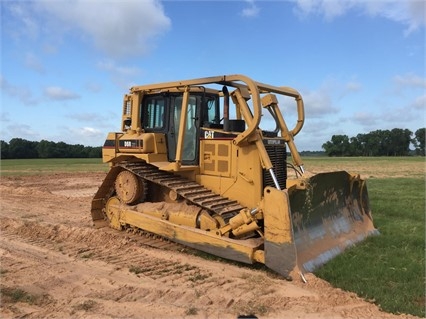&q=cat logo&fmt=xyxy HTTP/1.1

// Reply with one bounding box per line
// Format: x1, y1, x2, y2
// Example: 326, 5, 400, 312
204, 130, 215, 139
